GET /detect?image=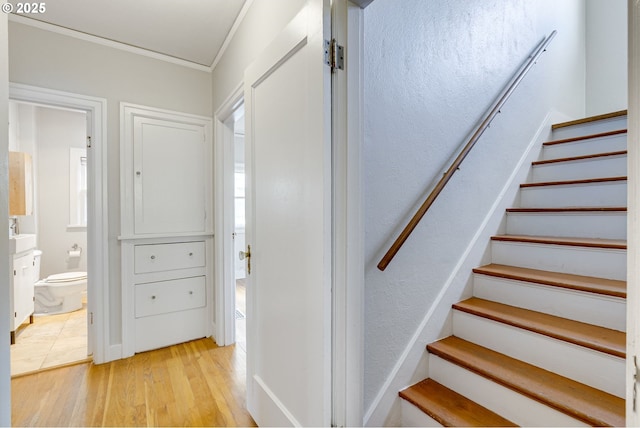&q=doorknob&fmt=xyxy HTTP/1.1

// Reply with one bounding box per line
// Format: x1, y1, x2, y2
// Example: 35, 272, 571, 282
239, 245, 252, 275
